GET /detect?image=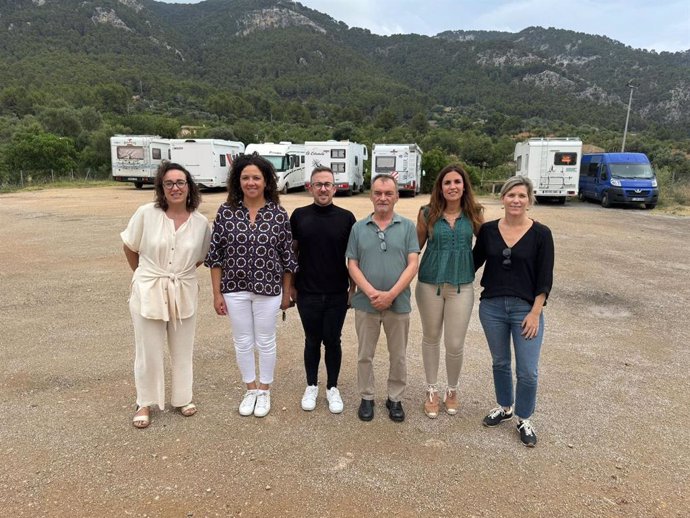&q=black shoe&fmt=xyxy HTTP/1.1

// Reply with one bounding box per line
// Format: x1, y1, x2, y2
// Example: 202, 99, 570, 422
517, 419, 537, 447
358, 399, 374, 421
482, 406, 514, 427
385, 398, 405, 422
